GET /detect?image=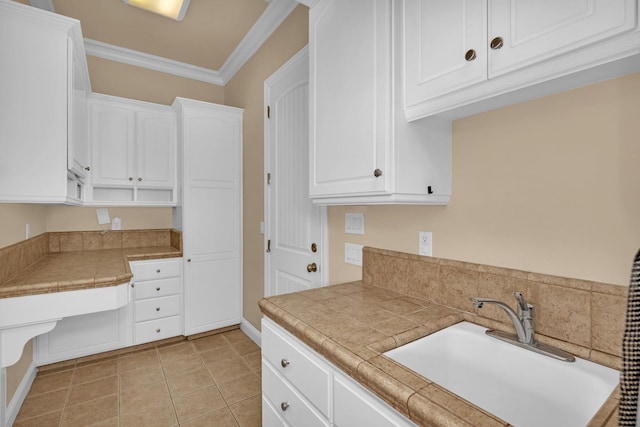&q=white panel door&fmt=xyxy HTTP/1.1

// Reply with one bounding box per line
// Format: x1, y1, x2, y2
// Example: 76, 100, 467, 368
136, 110, 175, 188
90, 102, 135, 187
489, 0, 637, 76
182, 109, 242, 335
310, 0, 392, 197
404, 0, 487, 104
265, 47, 325, 297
